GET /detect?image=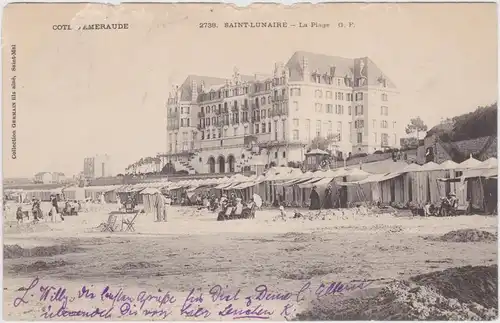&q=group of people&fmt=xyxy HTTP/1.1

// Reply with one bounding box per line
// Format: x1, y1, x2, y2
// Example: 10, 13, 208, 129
308, 185, 336, 210
15, 195, 65, 224
216, 193, 256, 221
